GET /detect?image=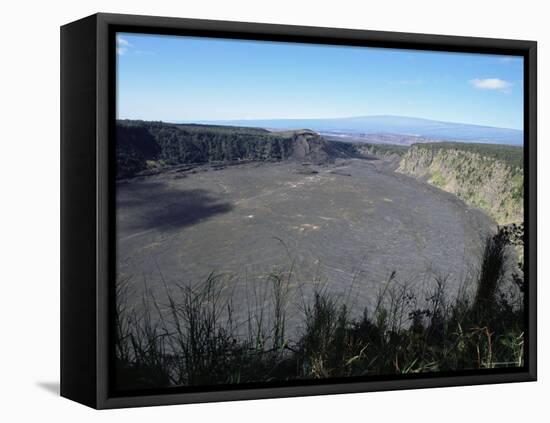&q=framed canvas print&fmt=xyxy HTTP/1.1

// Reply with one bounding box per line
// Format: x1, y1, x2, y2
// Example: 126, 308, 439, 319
60, 13, 537, 409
